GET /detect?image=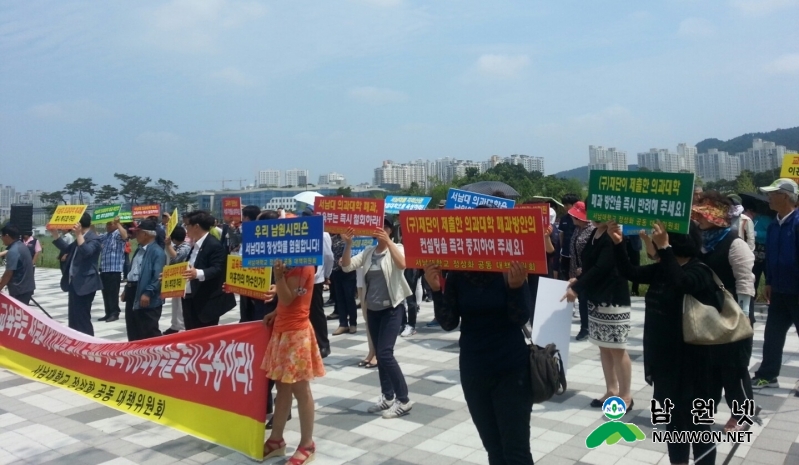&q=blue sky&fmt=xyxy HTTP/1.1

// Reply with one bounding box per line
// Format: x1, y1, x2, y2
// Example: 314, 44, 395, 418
1, 0, 798, 192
